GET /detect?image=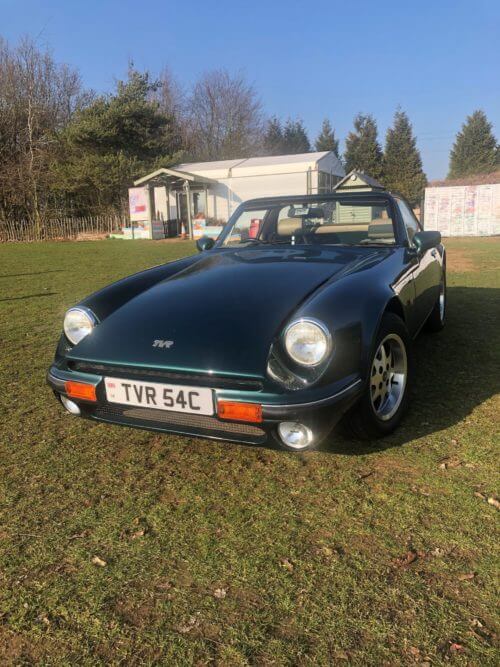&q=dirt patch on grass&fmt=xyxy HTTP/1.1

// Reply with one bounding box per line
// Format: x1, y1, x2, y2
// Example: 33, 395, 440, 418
446, 237, 500, 273
361, 456, 421, 486
114, 598, 157, 628
447, 247, 475, 273
0, 630, 28, 664
0, 628, 49, 665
